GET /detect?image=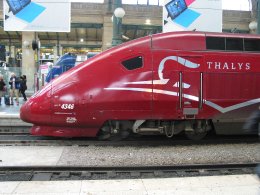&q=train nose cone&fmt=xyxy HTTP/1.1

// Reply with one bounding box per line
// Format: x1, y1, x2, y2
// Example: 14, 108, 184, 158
20, 101, 31, 123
